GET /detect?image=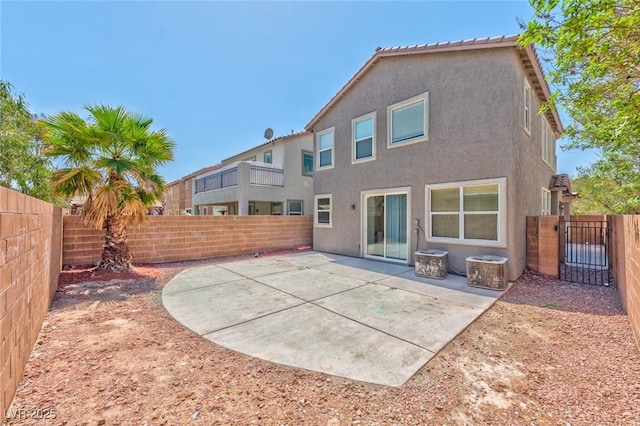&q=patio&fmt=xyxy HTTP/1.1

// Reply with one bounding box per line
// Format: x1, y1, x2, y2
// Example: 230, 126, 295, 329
162, 251, 504, 386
